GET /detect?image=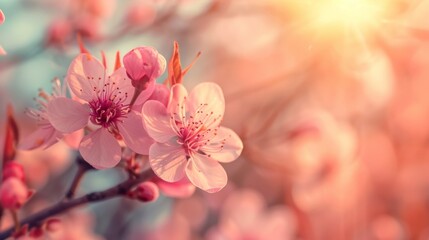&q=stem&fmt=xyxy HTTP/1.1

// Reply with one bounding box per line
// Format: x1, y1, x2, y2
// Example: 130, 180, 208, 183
10, 210, 19, 233
64, 165, 86, 200
0, 170, 154, 240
